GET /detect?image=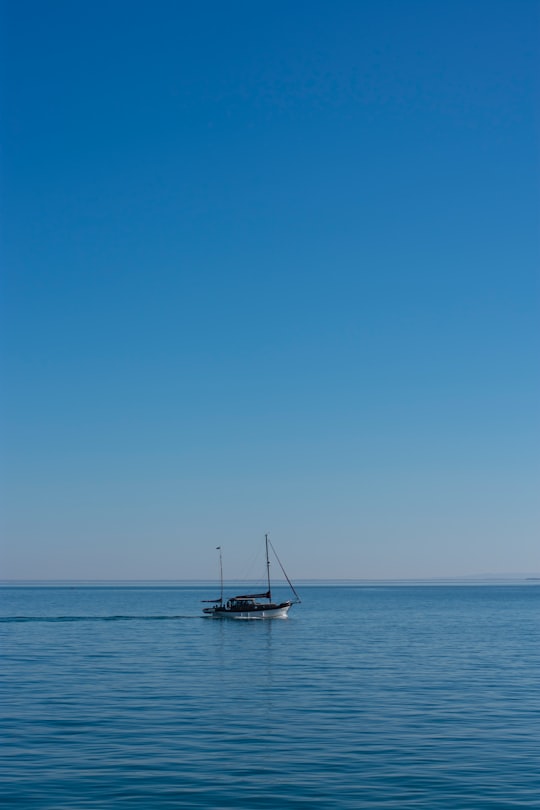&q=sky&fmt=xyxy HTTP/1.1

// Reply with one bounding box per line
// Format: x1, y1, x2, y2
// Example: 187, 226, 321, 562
1, 0, 539, 580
